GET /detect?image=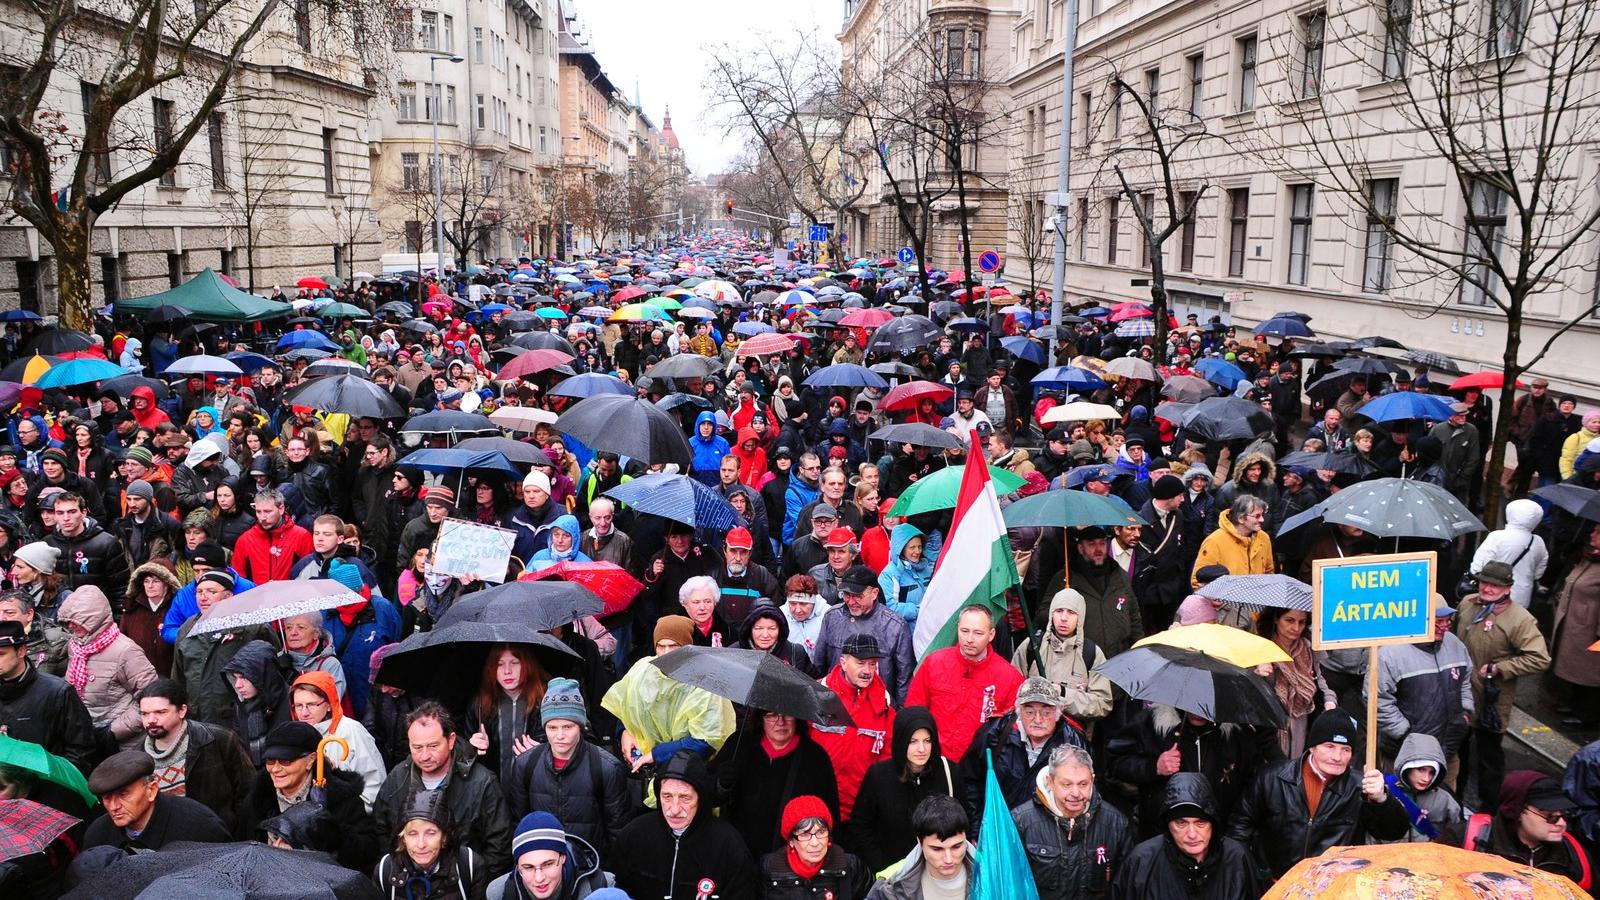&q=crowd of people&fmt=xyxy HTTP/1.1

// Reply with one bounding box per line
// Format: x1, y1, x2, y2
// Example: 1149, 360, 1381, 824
0, 232, 1597, 899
